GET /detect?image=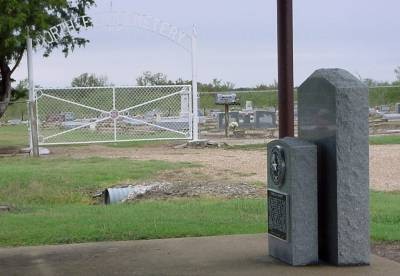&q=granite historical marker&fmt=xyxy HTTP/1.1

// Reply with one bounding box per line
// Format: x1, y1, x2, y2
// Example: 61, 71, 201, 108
267, 137, 318, 266
298, 68, 370, 266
